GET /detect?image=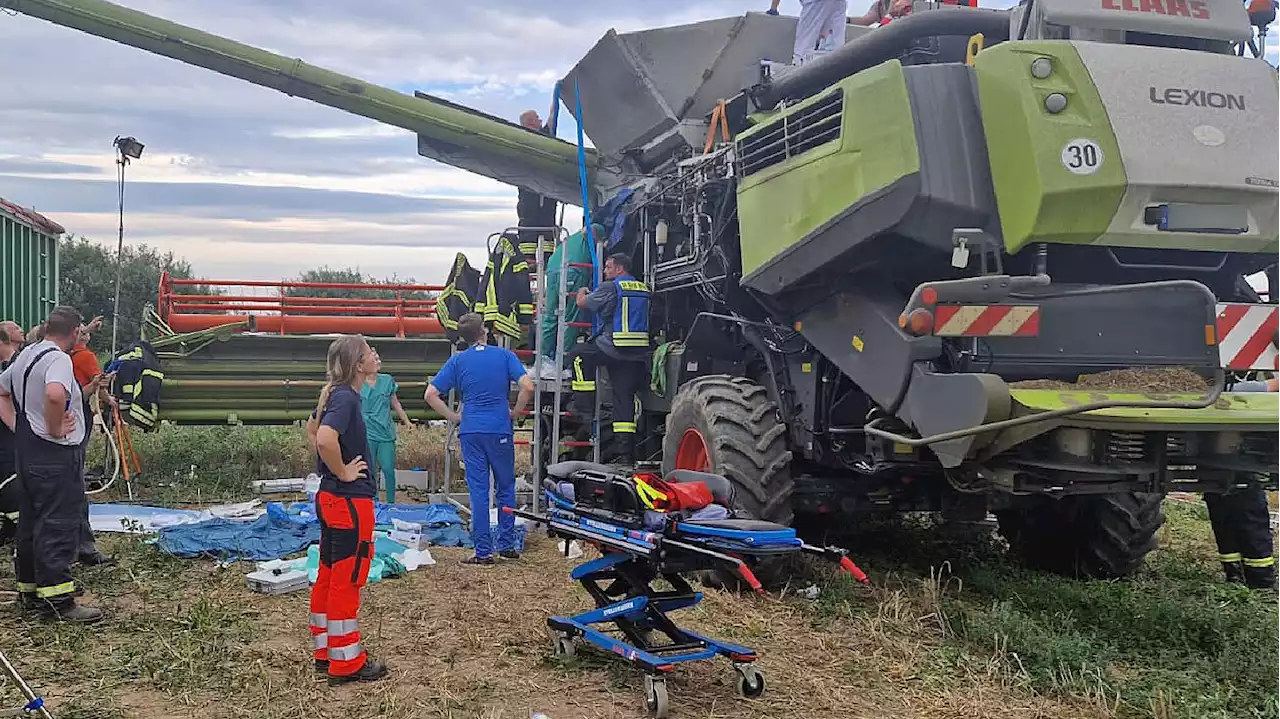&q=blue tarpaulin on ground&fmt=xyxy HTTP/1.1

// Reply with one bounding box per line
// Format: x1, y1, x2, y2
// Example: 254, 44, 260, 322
155, 501, 525, 561
157, 512, 319, 561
